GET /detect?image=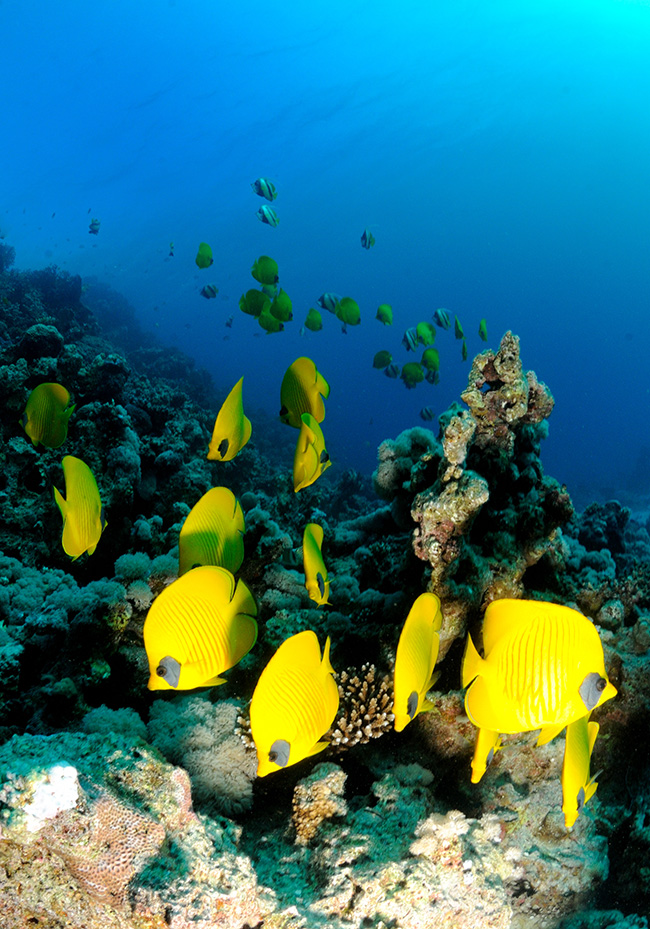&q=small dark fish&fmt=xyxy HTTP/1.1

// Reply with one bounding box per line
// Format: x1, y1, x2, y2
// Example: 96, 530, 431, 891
200, 284, 218, 299
225, 315, 234, 328
420, 406, 436, 421
402, 327, 418, 352
384, 363, 400, 379
433, 308, 451, 330
257, 205, 279, 227
88, 218, 101, 235
361, 227, 375, 249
